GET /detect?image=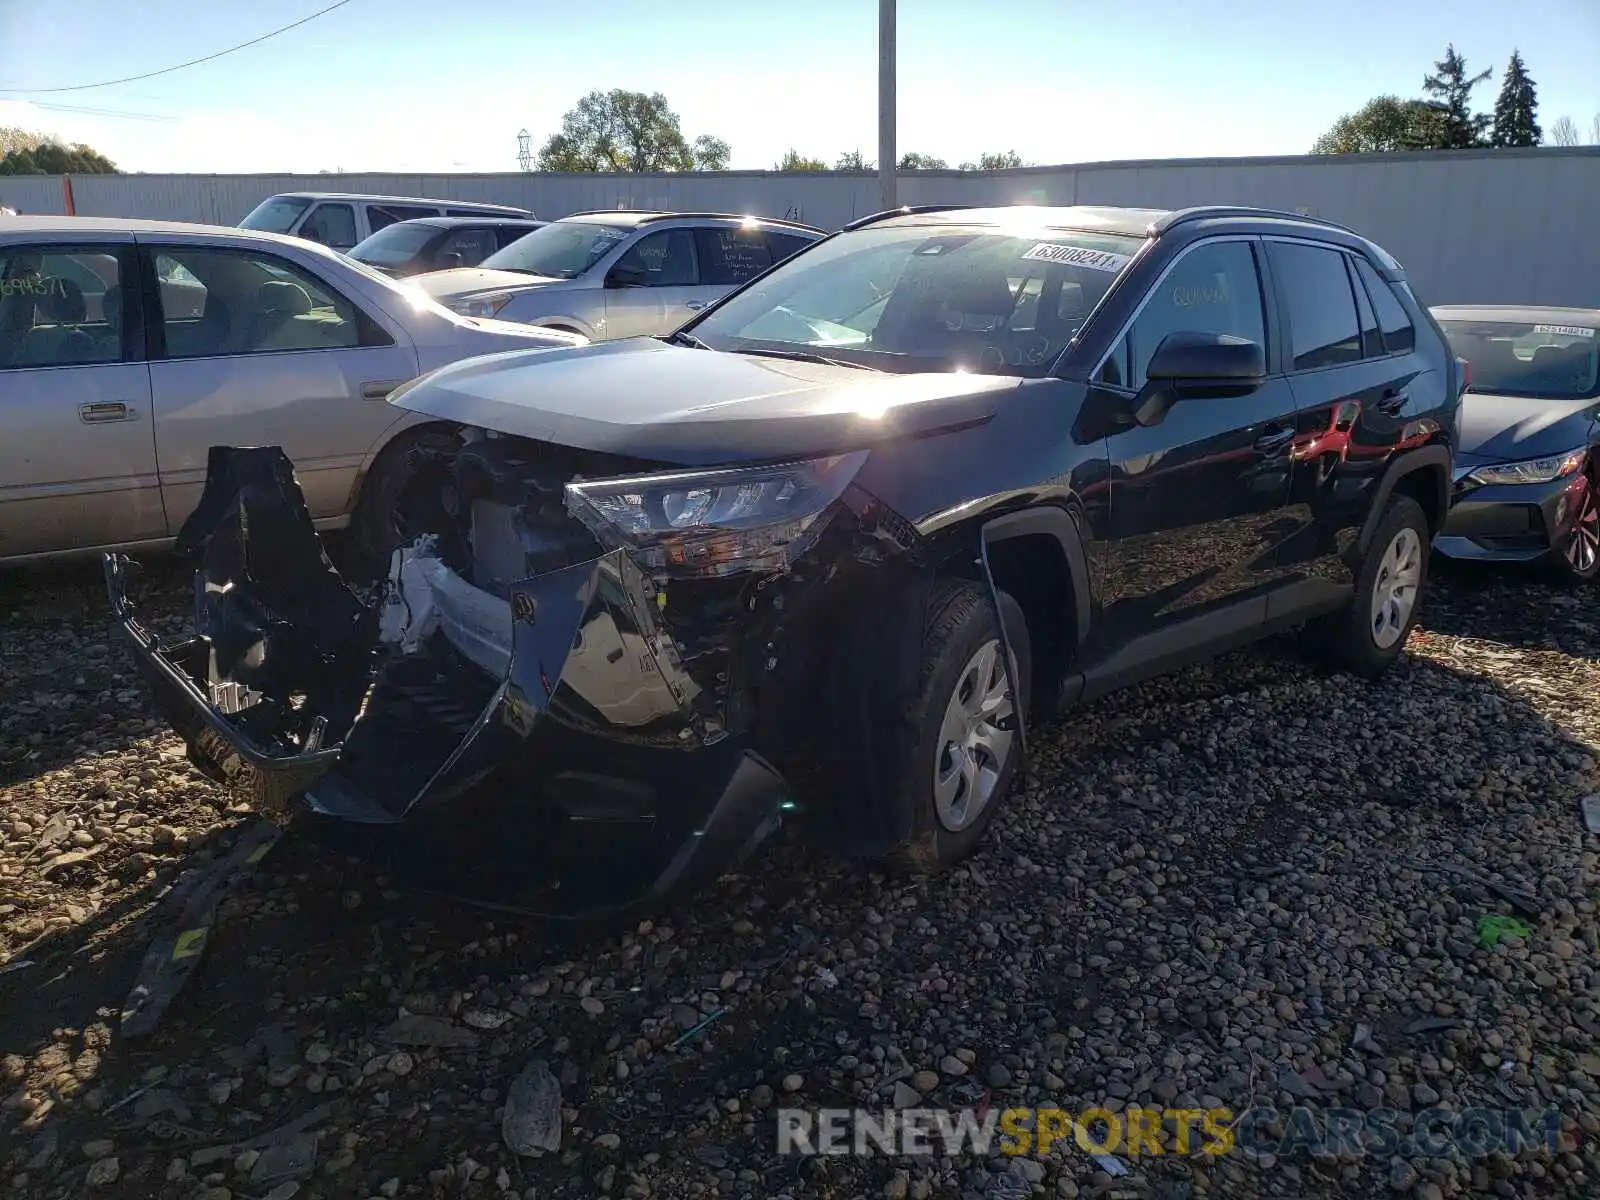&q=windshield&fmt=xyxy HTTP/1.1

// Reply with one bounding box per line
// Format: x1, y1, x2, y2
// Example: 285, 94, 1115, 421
1441, 320, 1600, 399
349, 222, 438, 265
480, 220, 630, 278
684, 223, 1143, 376
239, 196, 312, 233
